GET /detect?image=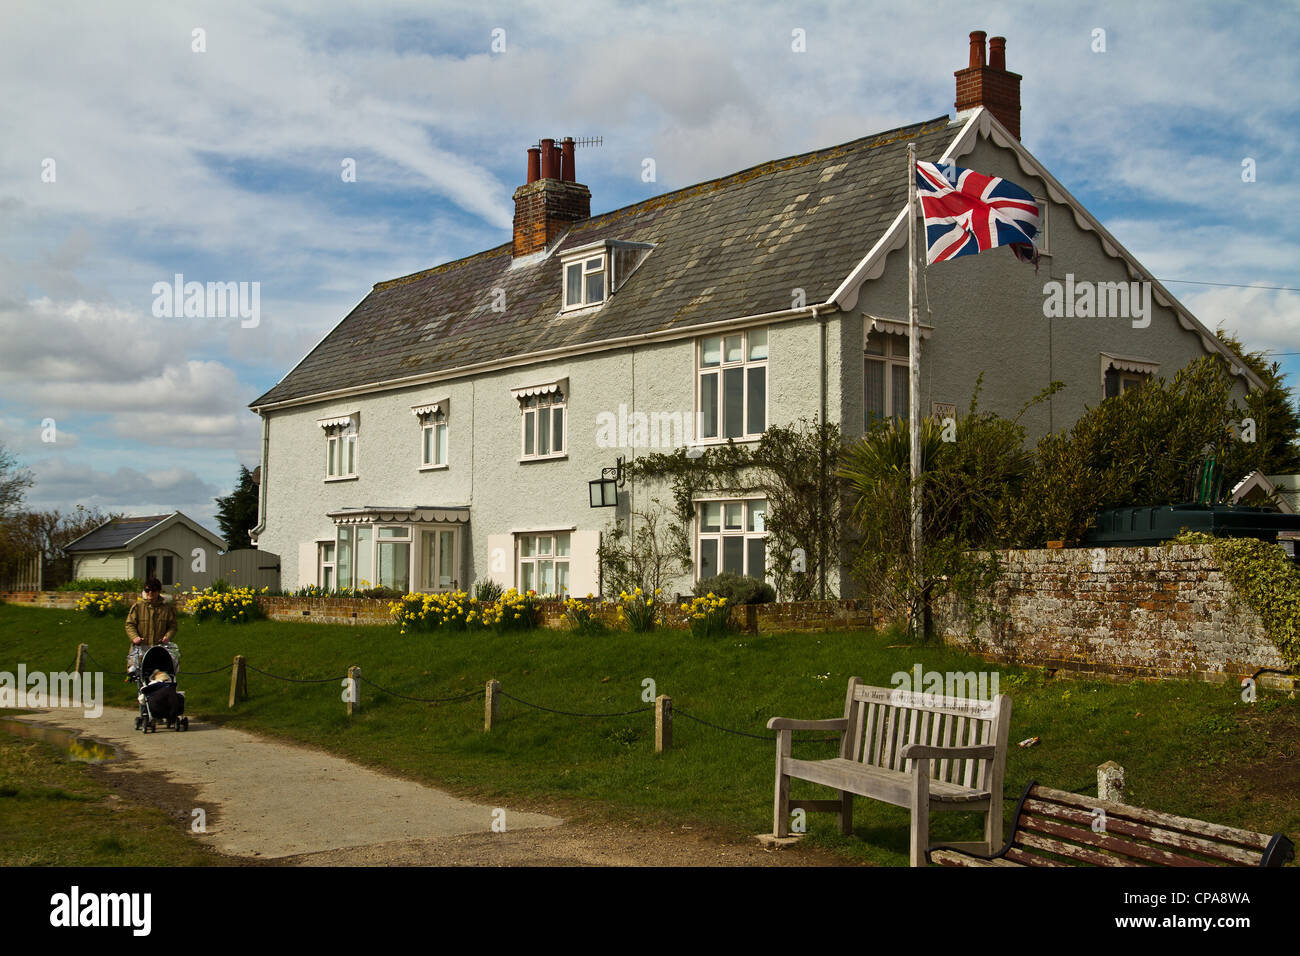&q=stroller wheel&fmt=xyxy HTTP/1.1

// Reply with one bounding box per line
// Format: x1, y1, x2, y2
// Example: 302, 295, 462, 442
134, 716, 142, 731
180, 717, 189, 731
147, 720, 156, 733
